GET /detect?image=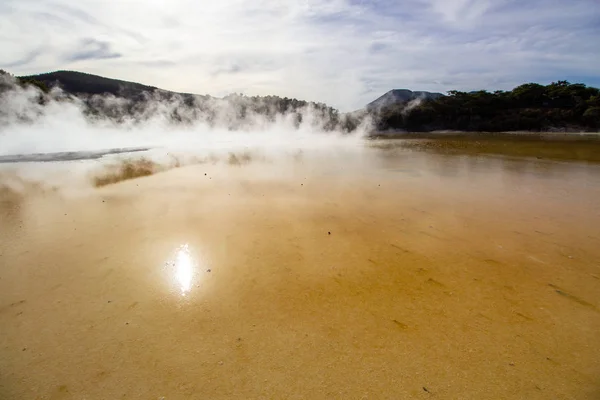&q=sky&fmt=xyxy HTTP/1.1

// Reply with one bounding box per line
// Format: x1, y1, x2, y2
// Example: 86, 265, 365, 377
1, 0, 599, 111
